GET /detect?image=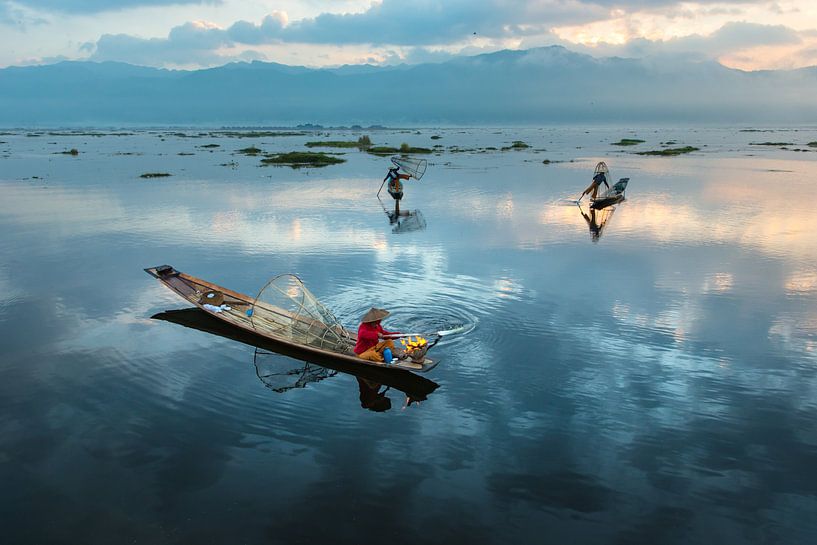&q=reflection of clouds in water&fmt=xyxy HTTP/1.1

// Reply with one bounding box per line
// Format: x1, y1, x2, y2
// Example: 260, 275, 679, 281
702, 272, 734, 294
786, 270, 817, 294
0, 182, 385, 254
